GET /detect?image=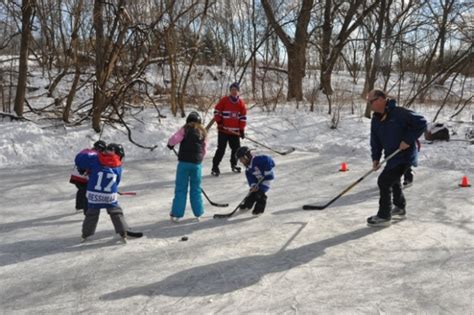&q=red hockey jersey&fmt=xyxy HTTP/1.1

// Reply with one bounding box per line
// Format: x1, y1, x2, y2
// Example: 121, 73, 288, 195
213, 96, 247, 135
